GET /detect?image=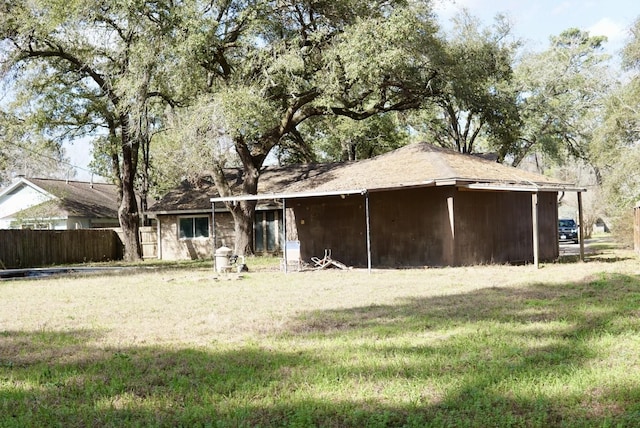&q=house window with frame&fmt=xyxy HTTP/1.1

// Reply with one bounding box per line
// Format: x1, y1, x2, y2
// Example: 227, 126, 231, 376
179, 216, 210, 239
